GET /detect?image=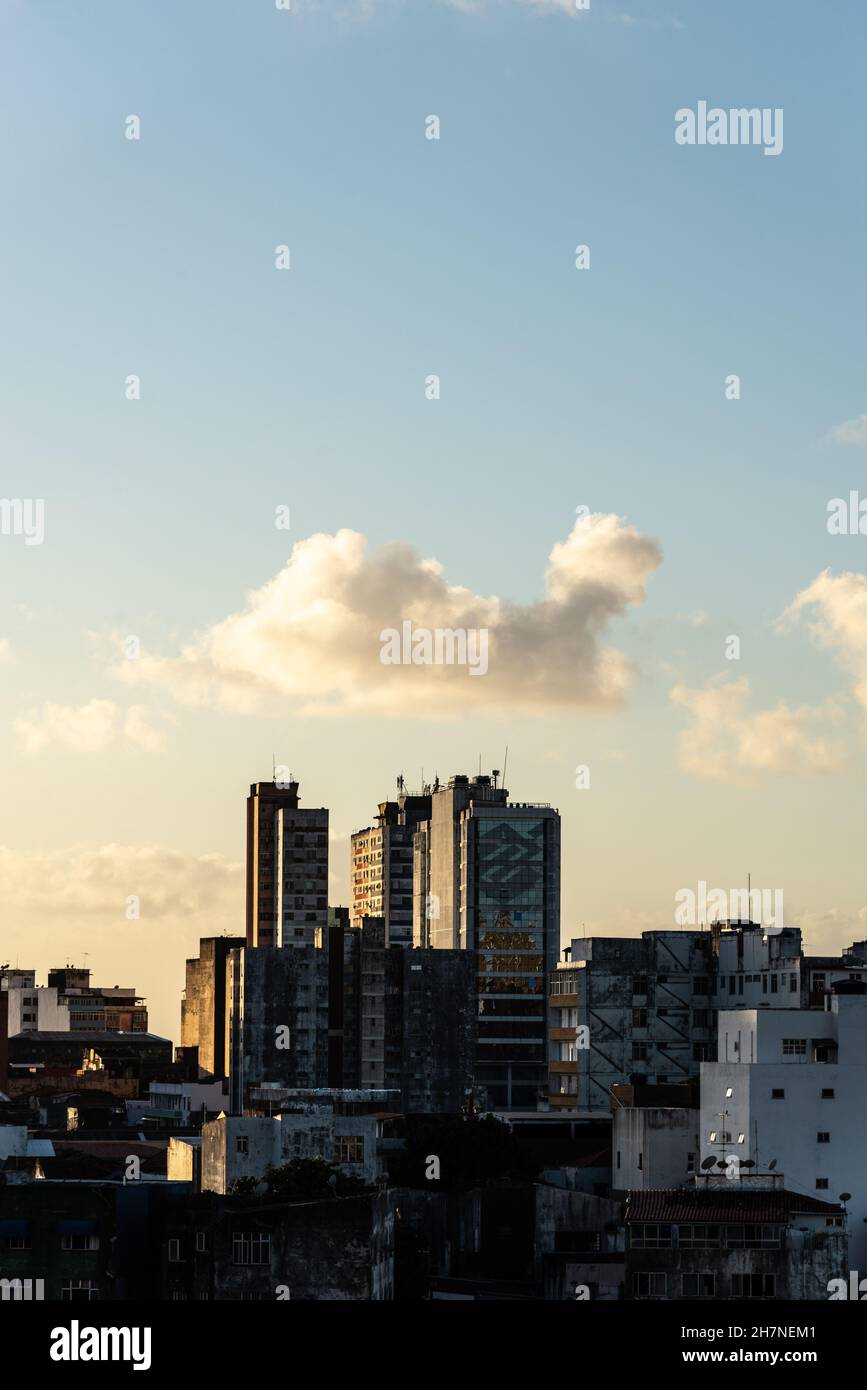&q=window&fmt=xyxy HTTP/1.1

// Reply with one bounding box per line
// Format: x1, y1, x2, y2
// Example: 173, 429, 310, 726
616, 1150, 621, 1170
632, 976, 648, 996
334, 1136, 364, 1164
771, 1088, 785, 1099
3, 1236, 31, 1251
771, 974, 778, 994
821, 1088, 835, 1099
678, 1224, 721, 1249
61, 1234, 99, 1252
236, 1136, 249, 1155
731, 1273, 775, 1298
687, 1152, 695, 1173
638, 1152, 643, 1171
789, 973, 798, 992
168, 1238, 181, 1262
737, 1133, 746, 1144
232, 1232, 271, 1266
630, 1224, 672, 1249
782, 1039, 806, 1057
725, 1087, 733, 1098
61, 1281, 100, 1302
693, 1010, 709, 1028
631, 1042, 648, 1061
632, 1008, 647, 1028
681, 1273, 715, 1298
818, 1132, 830, 1144
632, 1272, 667, 1298
196, 1231, 207, 1252
816, 1178, 829, 1190
726, 1224, 780, 1249
692, 976, 709, 995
